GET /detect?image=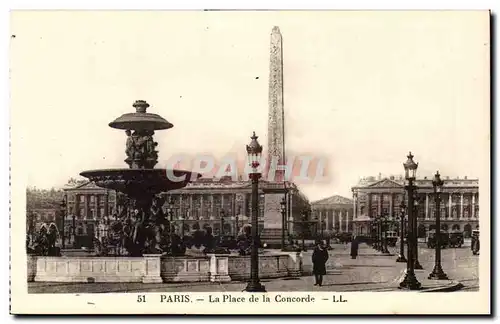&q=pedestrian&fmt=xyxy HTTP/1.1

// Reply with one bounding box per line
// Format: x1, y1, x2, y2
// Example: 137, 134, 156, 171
350, 235, 359, 259
312, 240, 329, 286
